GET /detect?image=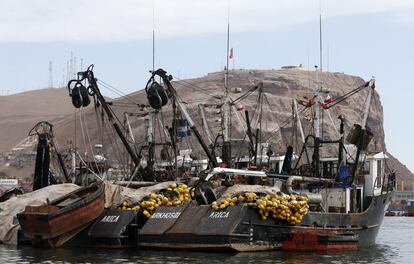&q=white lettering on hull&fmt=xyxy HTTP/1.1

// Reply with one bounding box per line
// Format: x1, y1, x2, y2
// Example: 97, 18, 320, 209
151, 212, 181, 219
208, 211, 230, 218
100, 215, 120, 223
